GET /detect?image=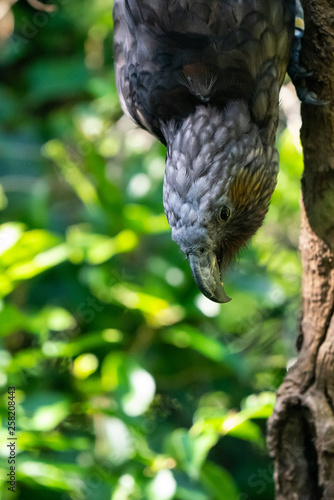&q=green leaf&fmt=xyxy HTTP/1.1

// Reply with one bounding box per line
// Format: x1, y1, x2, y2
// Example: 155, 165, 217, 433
168, 429, 218, 479
193, 392, 275, 444
0, 228, 60, 267
101, 353, 156, 416
20, 392, 71, 432
146, 470, 177, 500
66, 224, 138, 264
0, 304, 31, 336
0, 223, 25, 256
162, 325, 232, 364
124, 204, 169, 234
200, 462, 239, 500
94, 416, 135, 465
176, 486, 208, 500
